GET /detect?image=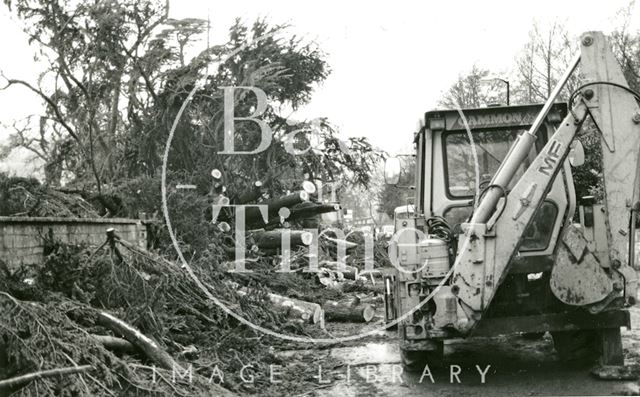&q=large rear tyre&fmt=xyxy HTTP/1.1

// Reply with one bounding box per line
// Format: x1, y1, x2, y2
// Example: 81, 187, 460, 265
551, 330, 600, 363
400, 341, 444, 372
